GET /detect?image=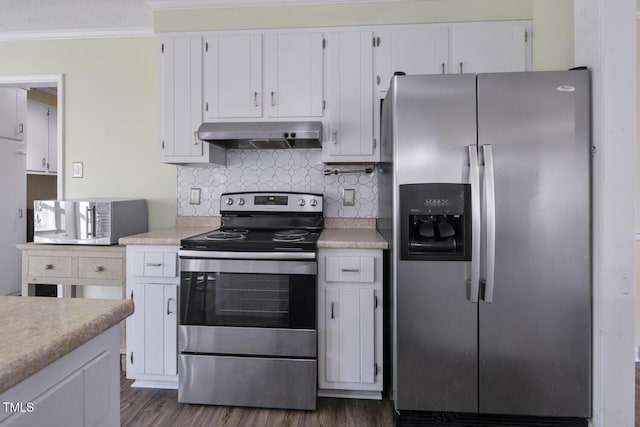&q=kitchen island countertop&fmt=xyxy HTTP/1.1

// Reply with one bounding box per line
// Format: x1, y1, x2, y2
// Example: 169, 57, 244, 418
0, 296, 133, 394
